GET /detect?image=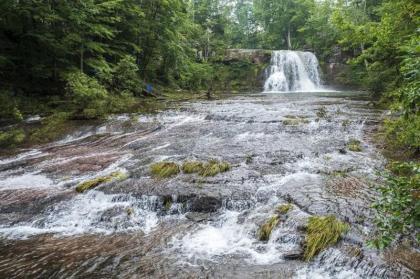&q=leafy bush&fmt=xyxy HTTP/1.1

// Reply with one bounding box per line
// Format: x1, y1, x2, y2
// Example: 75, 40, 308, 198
65, 71, 109, 119
384, 115, 420, 155
30, 112, 70, 143
0, 90, 23, 122
112, 55, 143, 95
371, 162, 420, 249
0, 128, 25, 148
